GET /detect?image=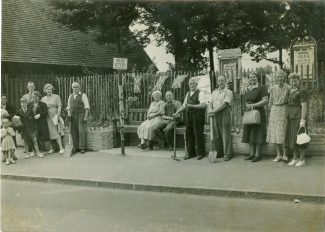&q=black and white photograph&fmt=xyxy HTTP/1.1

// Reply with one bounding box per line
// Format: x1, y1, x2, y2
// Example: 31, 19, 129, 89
1, 0, 325, 231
